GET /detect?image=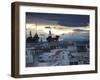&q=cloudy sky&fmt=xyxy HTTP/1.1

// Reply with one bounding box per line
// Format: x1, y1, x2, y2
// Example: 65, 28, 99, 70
26, 12, 89, 41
